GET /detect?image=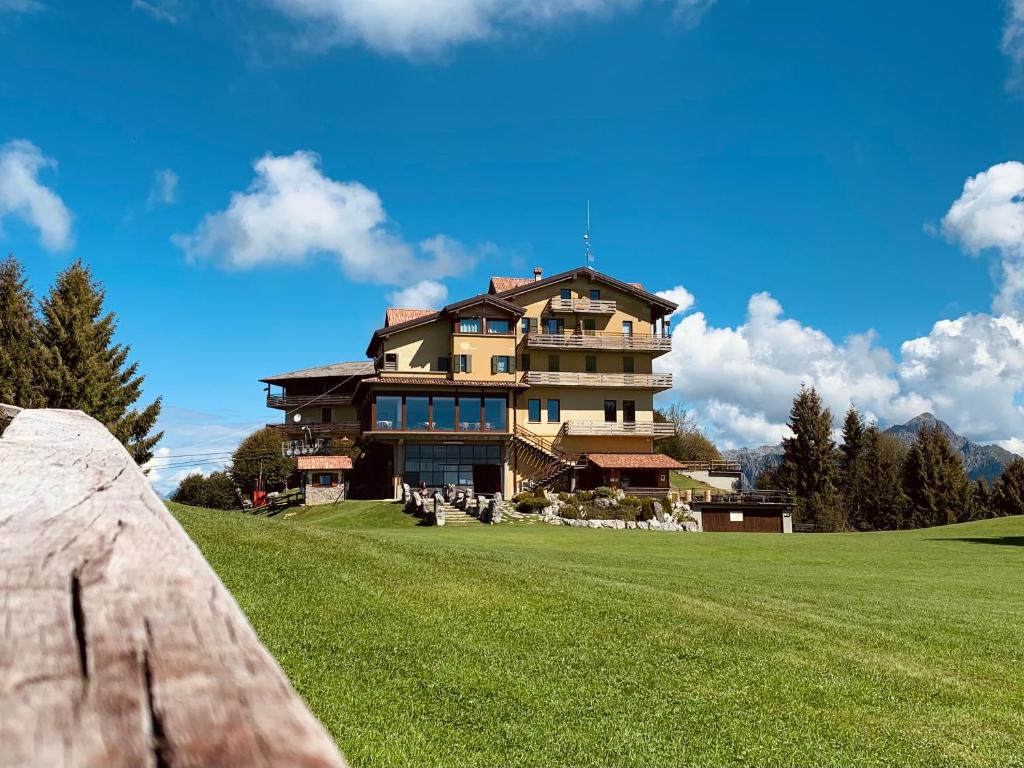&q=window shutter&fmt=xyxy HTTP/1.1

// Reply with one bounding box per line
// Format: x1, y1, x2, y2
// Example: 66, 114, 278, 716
509, 356, 516, 374
491, 356, 497, 375
530, 317, 539, 332
466, 355, 472, 374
